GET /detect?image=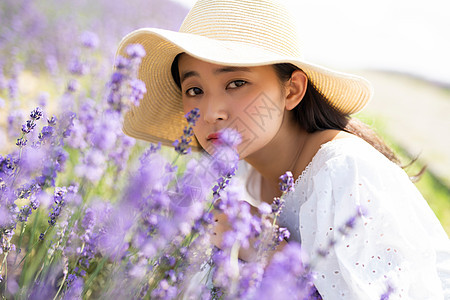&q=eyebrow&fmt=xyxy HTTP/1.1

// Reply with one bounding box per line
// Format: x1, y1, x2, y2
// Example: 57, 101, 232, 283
180, 66, 252, 84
